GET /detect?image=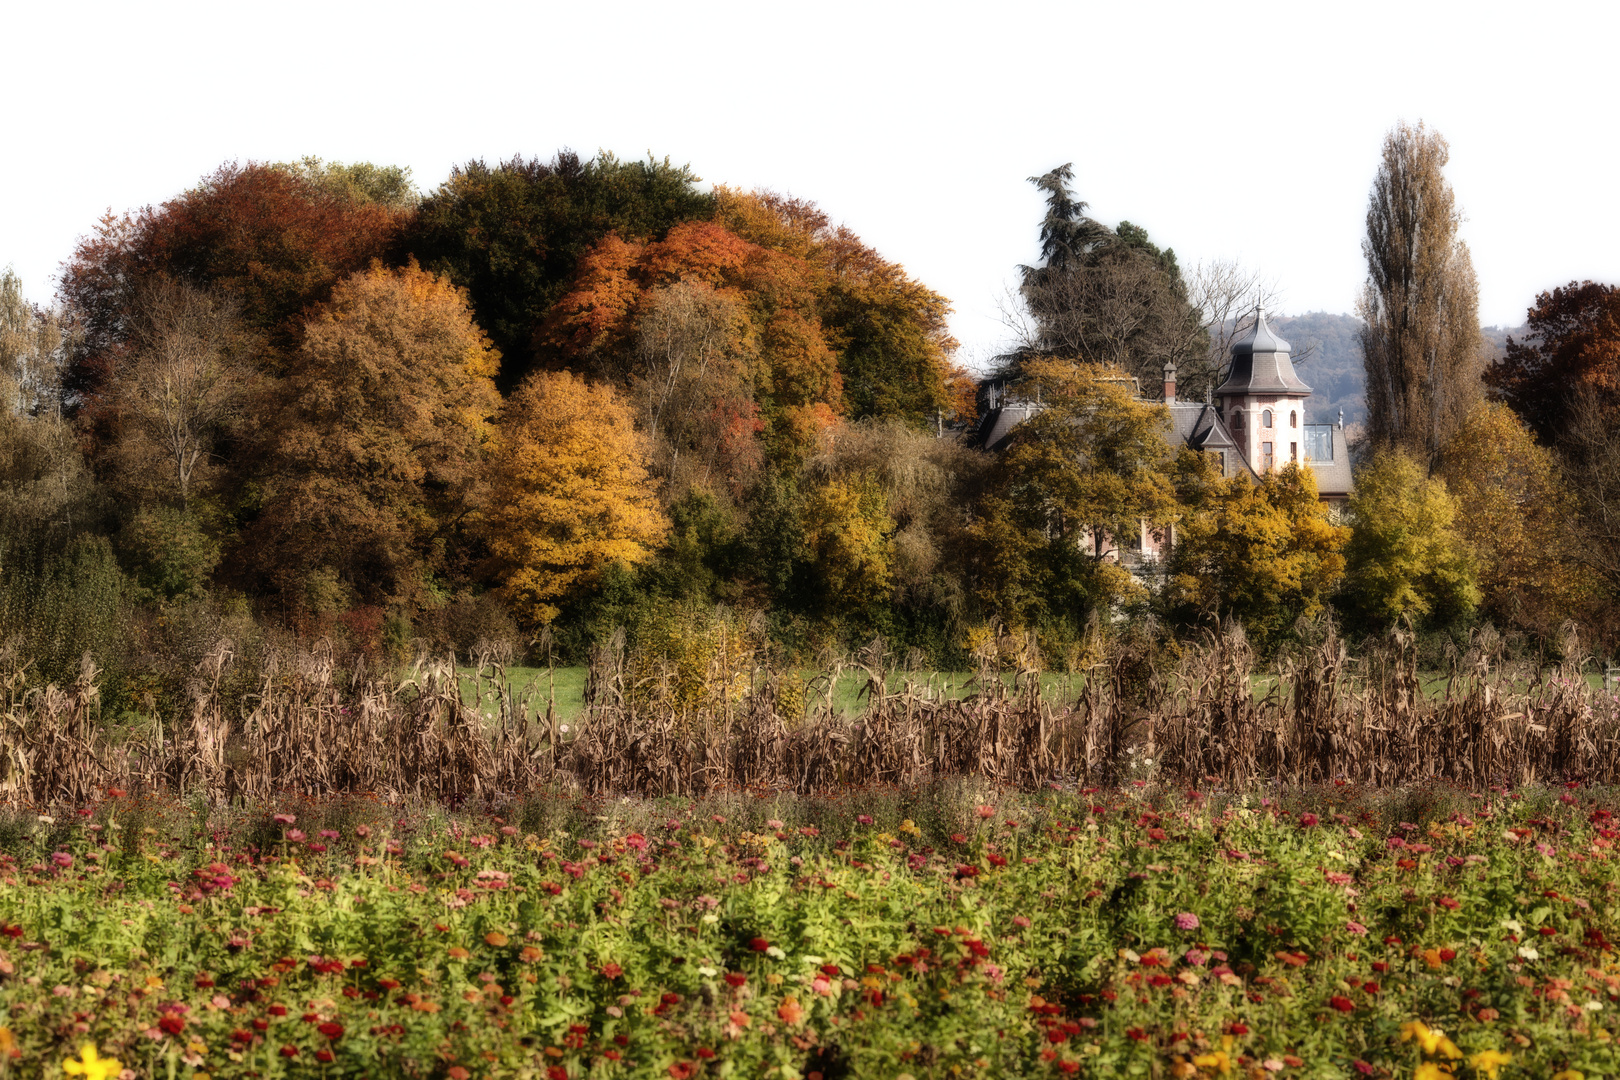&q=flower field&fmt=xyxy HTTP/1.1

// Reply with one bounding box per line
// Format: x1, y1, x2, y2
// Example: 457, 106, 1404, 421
1, 784, 1617, 1079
